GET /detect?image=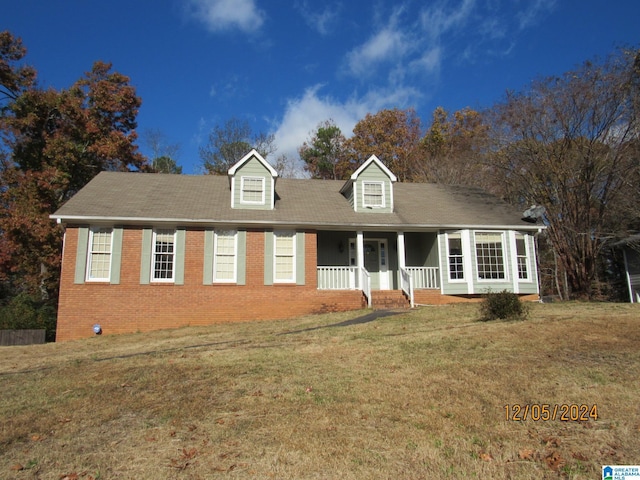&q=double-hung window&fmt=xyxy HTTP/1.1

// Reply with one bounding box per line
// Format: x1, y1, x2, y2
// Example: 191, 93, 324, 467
152, 229, 176, 282
274, 231, 295, 283
447, 233, 464, 280
213, 230, 237, 282
515, 234, 529, 280
87, 227, 112, 281
362, 181, 384, 208
241, 176, 265, 204
475, 232, 506, 280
